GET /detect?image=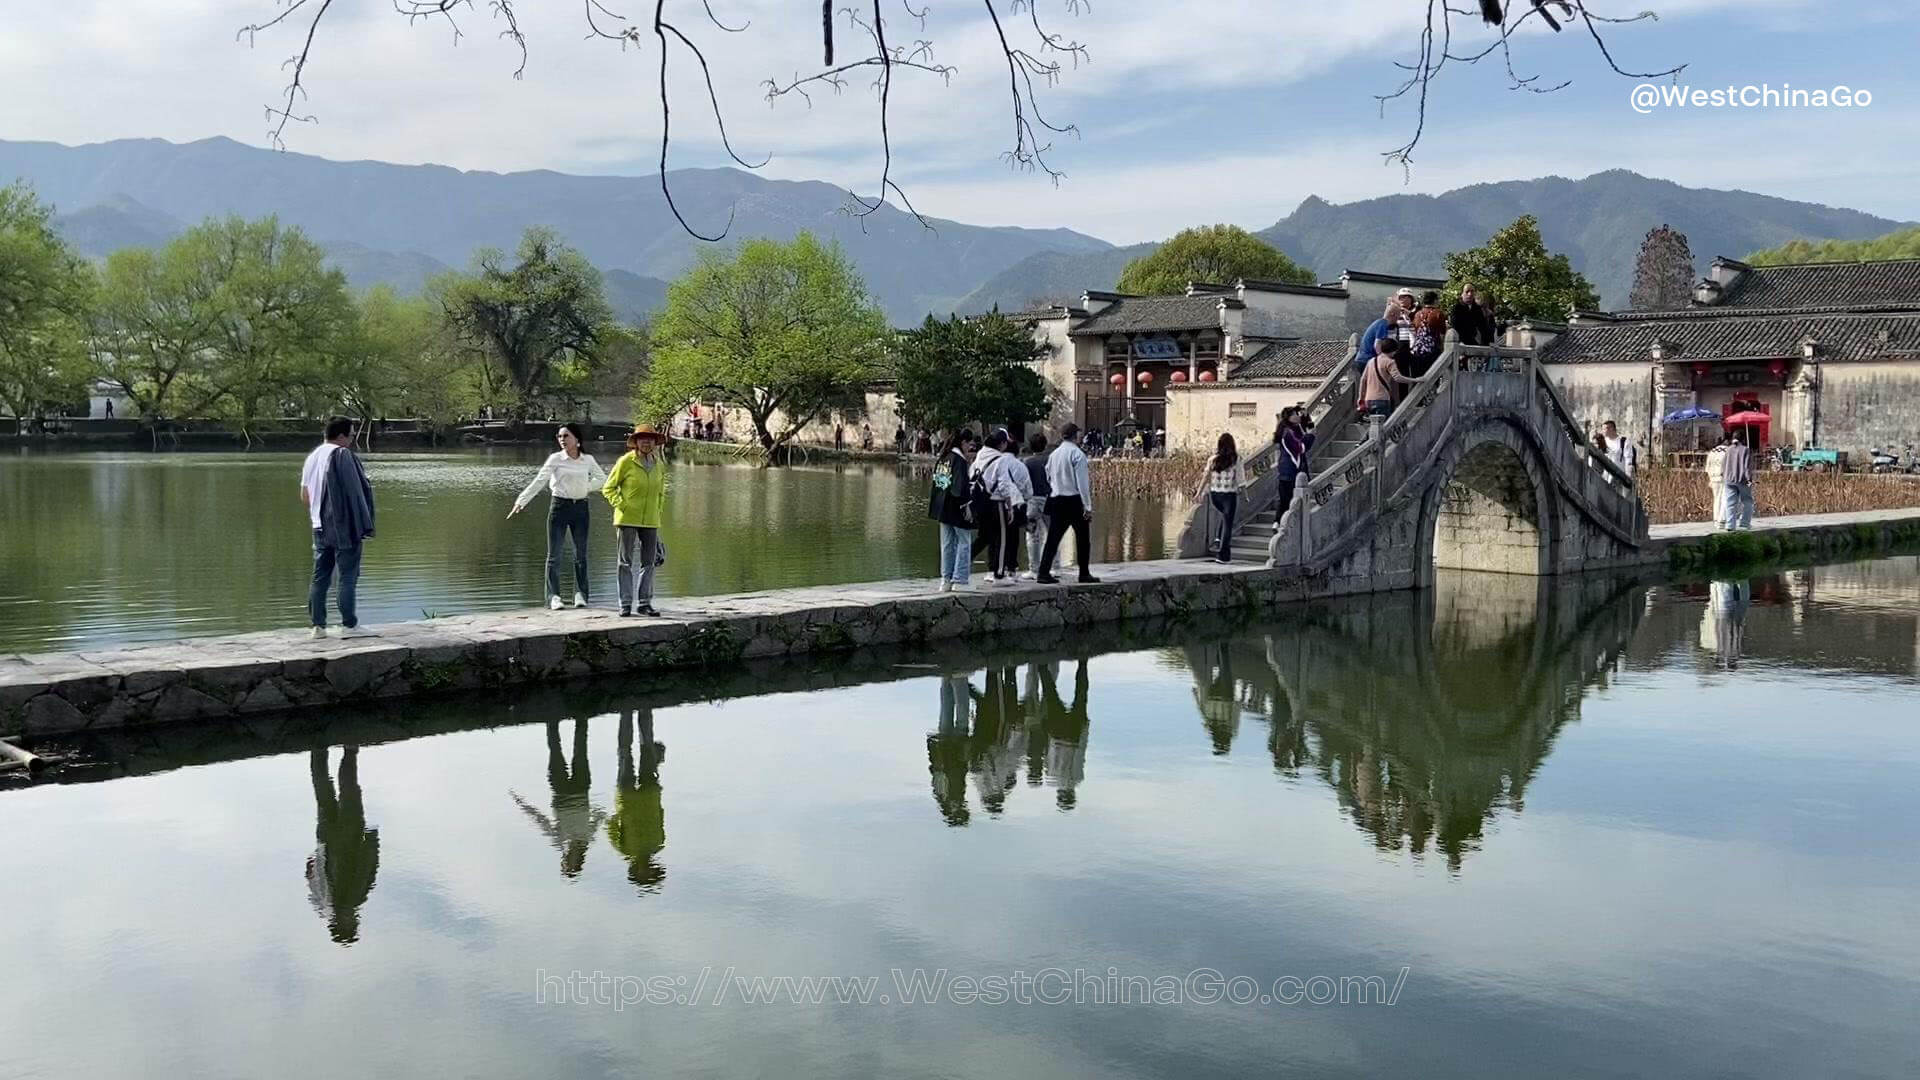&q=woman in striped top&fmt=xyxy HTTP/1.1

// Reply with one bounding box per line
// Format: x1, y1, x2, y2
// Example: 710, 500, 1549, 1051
1199, 433, 1248, 564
